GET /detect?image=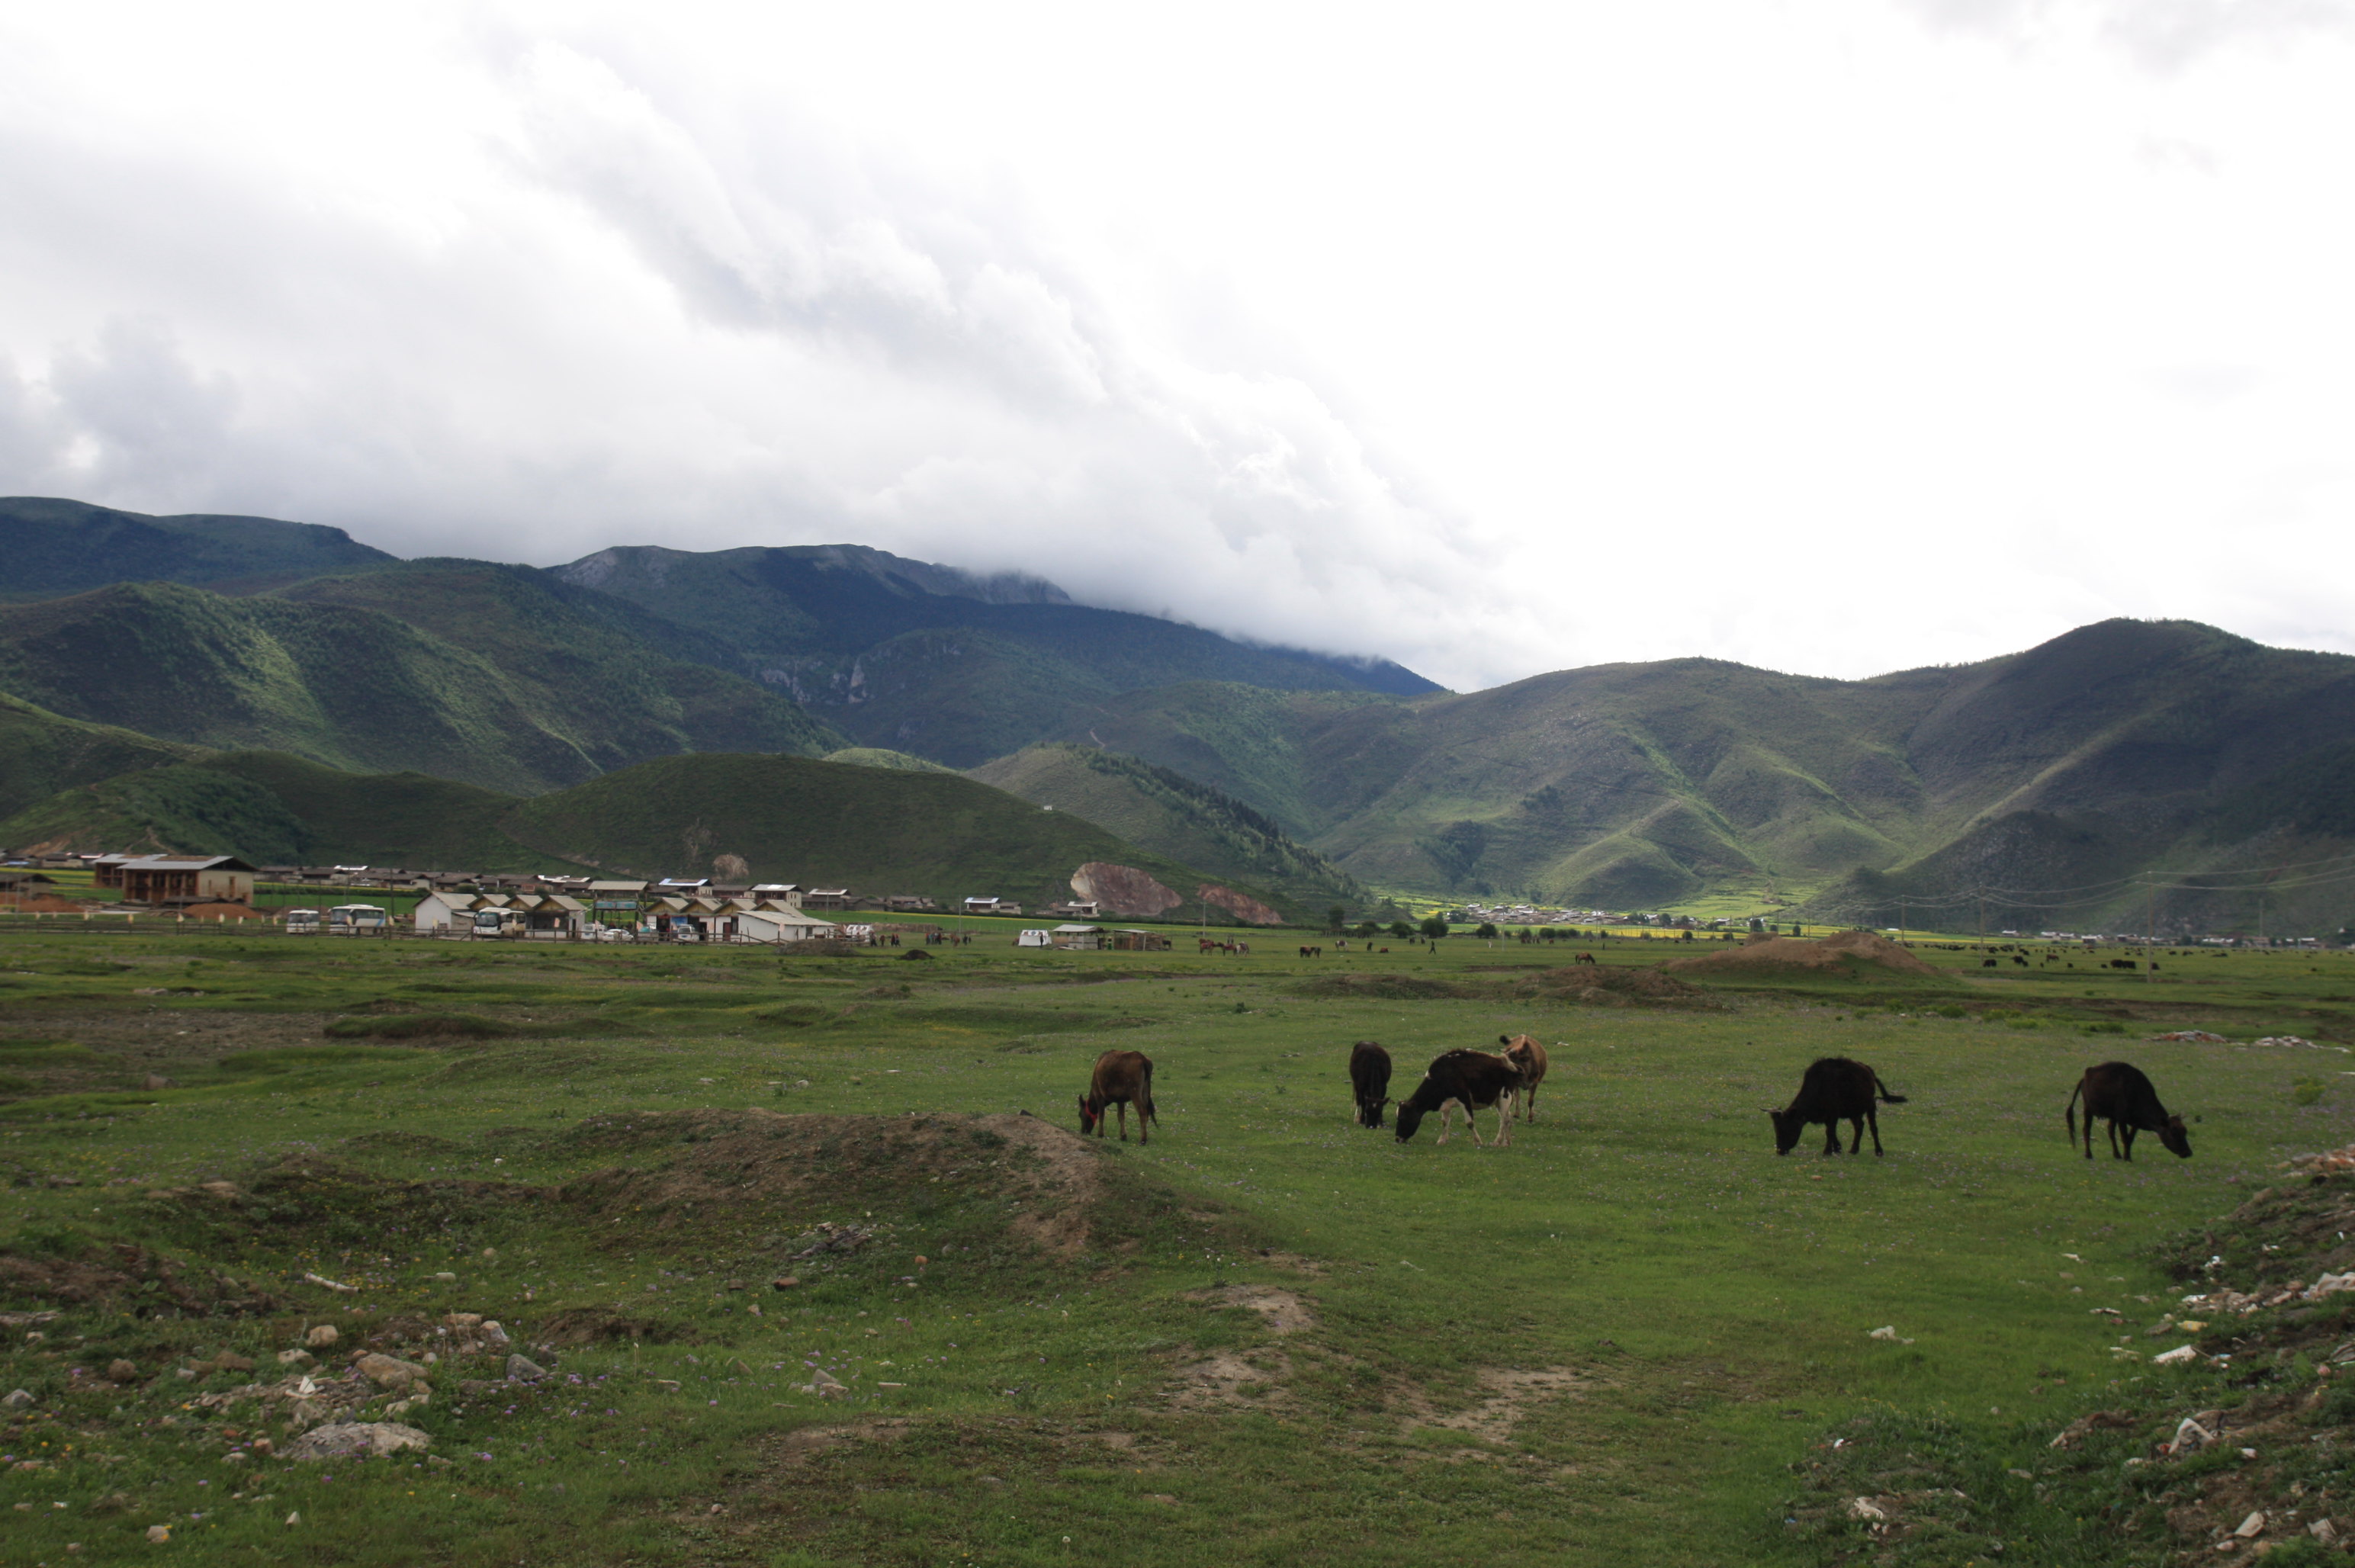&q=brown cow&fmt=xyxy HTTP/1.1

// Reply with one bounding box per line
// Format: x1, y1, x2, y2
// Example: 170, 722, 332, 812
1499, 1033, 1549, 1122
1077, 1049, 1158, 1142
1395, 1049, 1522, 1147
